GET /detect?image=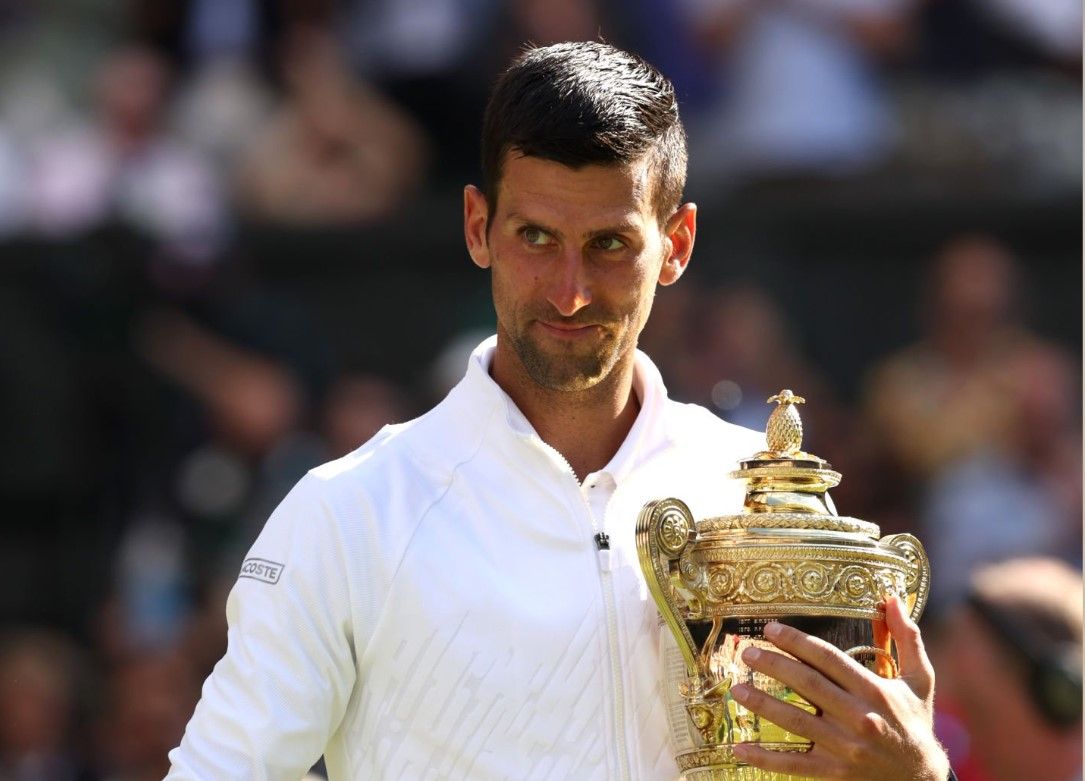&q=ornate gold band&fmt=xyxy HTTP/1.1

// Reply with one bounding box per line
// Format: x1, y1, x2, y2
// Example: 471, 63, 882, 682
678, 544, 919, 619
